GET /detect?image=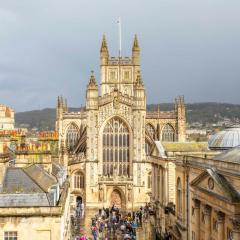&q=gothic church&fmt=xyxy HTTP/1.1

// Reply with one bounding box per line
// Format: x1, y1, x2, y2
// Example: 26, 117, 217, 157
56, 35, 186, 211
